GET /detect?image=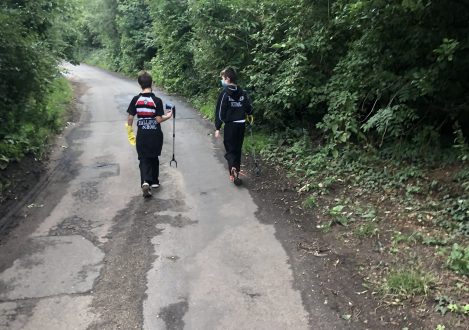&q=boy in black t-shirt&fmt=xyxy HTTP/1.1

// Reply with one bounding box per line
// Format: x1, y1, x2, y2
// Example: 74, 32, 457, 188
214, 67, 253, 185
126, 71, 173, 197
